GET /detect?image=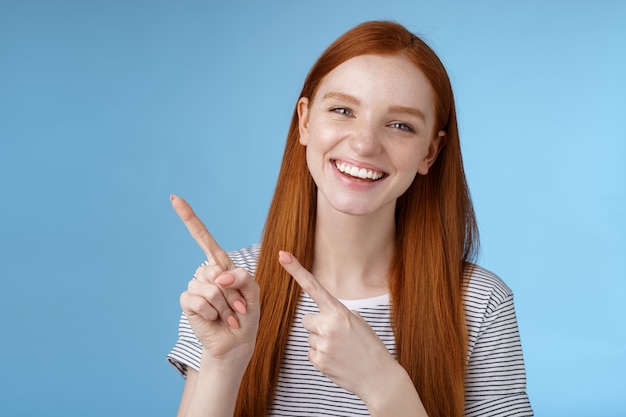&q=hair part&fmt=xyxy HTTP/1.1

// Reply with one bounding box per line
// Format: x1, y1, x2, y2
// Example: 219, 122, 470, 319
235, 20, 478, 417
